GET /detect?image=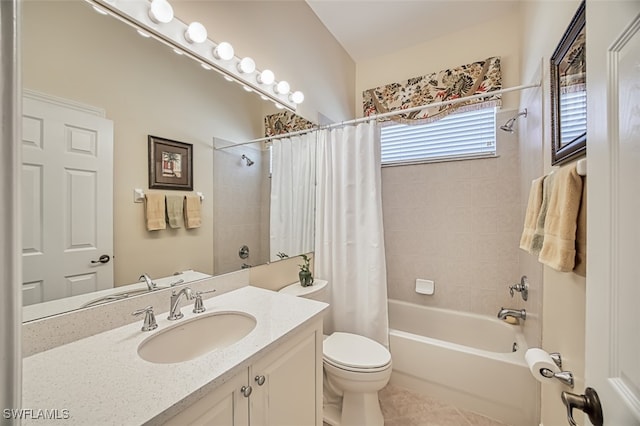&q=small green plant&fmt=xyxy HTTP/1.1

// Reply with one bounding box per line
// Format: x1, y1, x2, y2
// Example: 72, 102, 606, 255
298, 254, 314, 287
299, 254, 311, 273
